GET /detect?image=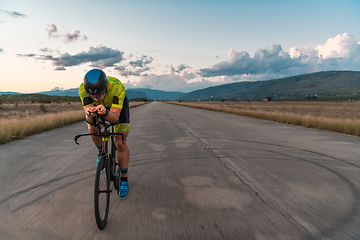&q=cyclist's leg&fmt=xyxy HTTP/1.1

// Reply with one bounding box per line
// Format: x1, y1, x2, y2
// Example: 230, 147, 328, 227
88, 123, 102, 147
114, 123, 130, 197
114, 128, 129, 176
88, 123, 104, 168
115, 96, 130, 177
